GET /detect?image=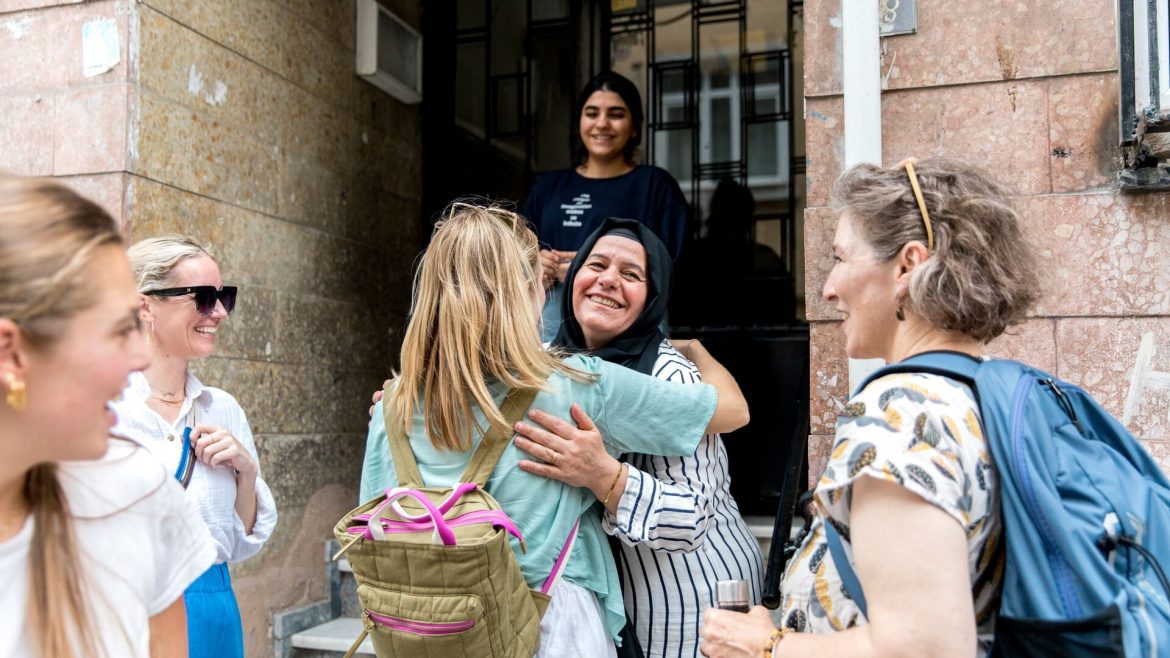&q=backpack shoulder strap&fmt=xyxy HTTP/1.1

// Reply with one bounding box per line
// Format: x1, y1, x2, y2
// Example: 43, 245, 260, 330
823, 521, 869, 617
854, 351, 981, 398
383, 381, 425, 489
460, 388, 539, 486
